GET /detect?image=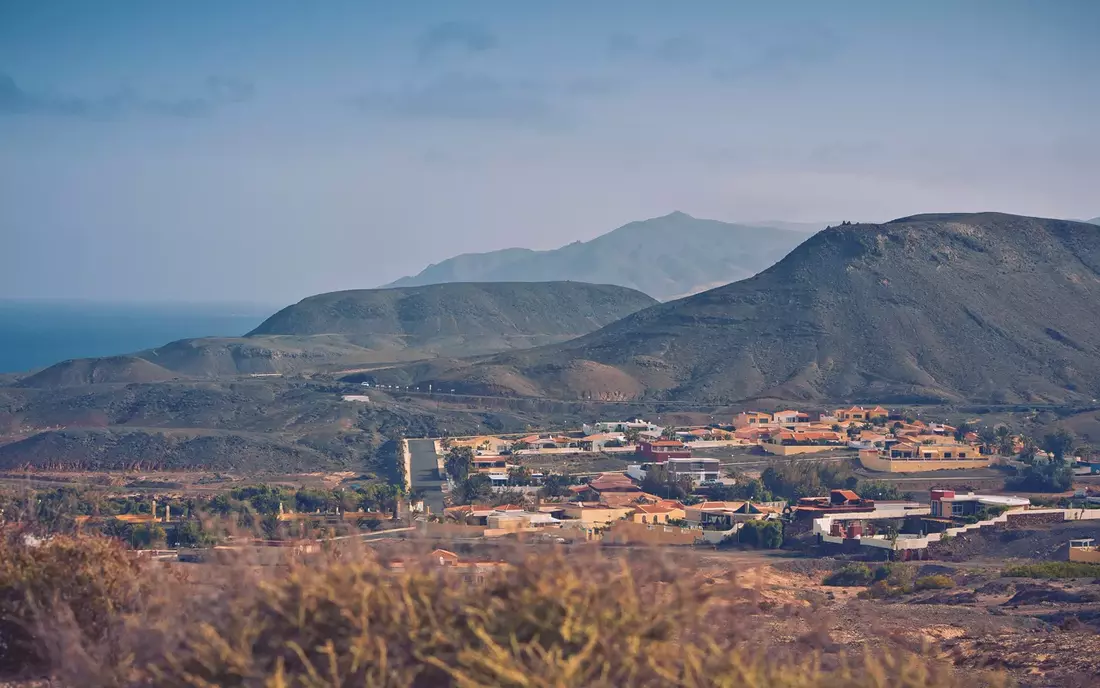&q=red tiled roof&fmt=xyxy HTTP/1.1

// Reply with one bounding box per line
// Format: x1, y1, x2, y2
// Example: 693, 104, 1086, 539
833, 489, 861, 501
